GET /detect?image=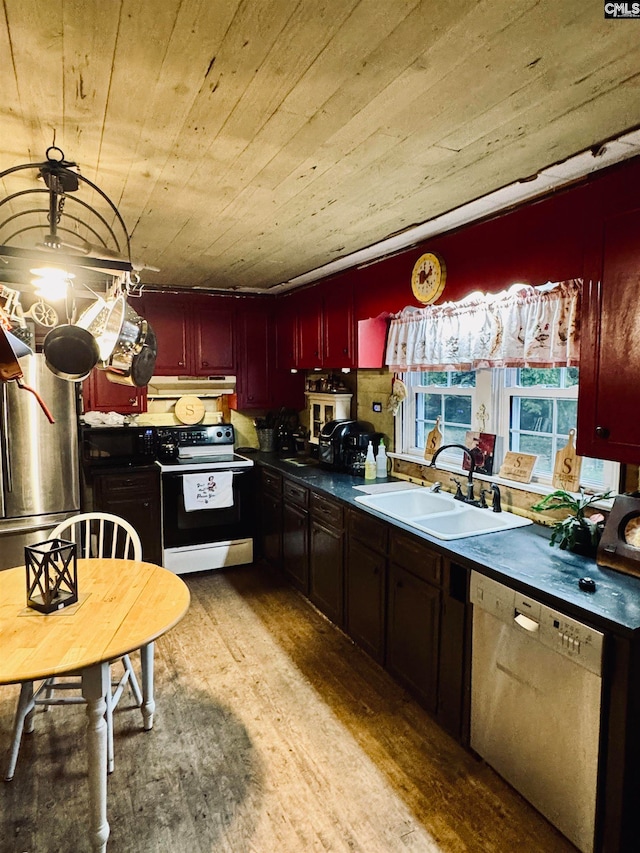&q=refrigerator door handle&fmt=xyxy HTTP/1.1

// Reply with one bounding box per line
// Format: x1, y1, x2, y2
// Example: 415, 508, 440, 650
1, 383, 11, 497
